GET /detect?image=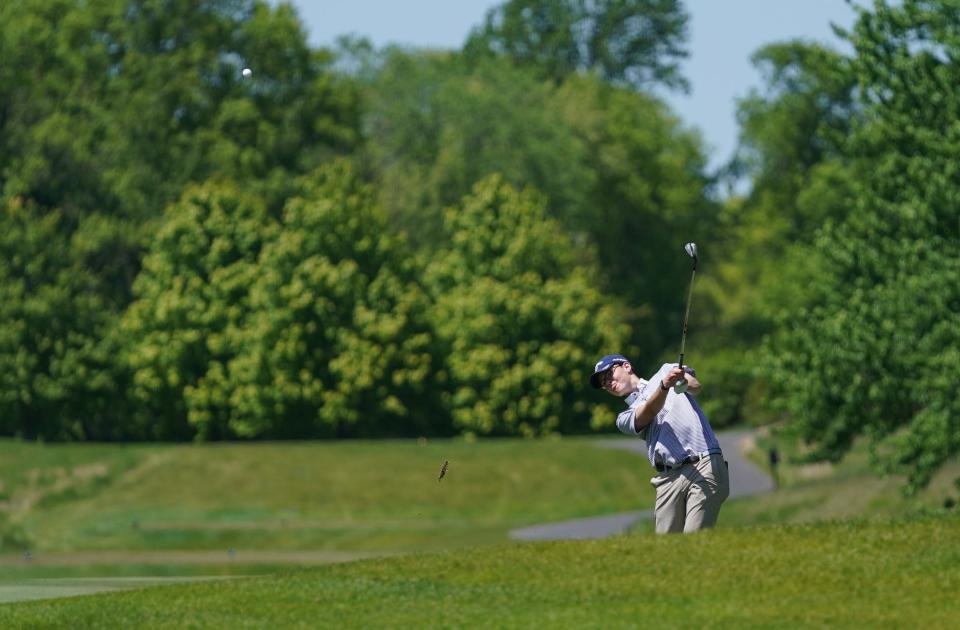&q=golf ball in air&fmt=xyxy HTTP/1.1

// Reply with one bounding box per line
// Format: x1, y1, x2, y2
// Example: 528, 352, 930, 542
242, 68, 252, 78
